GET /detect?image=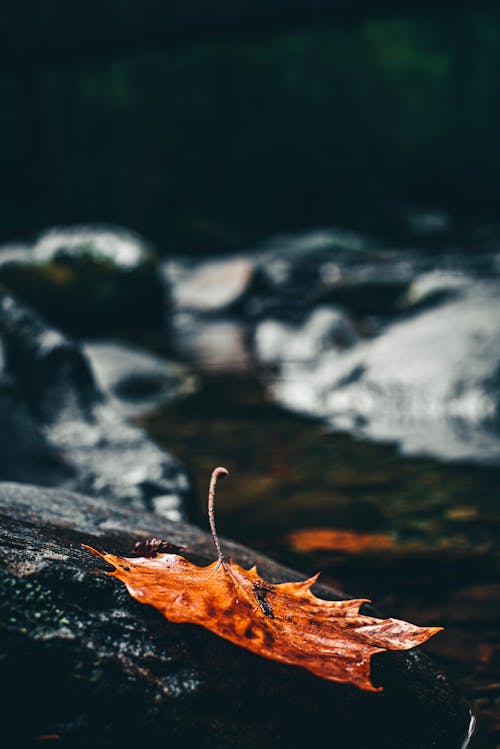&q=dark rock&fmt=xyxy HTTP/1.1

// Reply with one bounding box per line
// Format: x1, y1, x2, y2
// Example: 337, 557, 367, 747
0, 290, 190, 518
83, 340, 199, 417
0, 225, 165, 337
0, 482, 472, 749
248, 230, 413, 321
